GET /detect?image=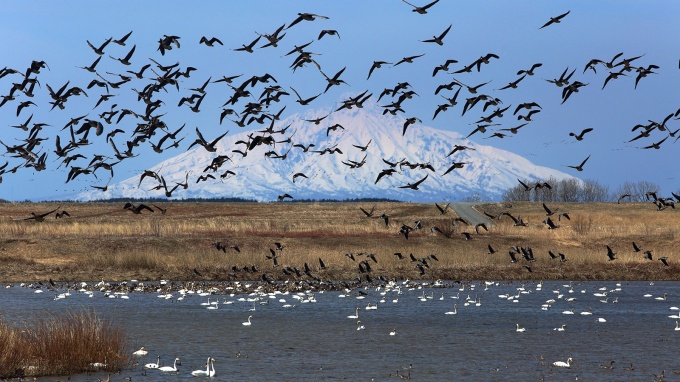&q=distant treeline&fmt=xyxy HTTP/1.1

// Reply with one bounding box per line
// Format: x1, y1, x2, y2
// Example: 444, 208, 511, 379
503, 177, 678, 203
